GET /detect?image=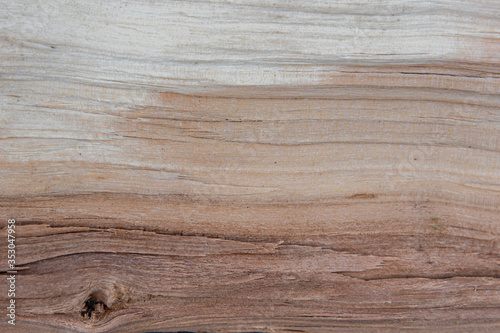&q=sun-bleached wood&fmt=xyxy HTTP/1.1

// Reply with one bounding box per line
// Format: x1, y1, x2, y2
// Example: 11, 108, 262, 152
0, 0, 499, 332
